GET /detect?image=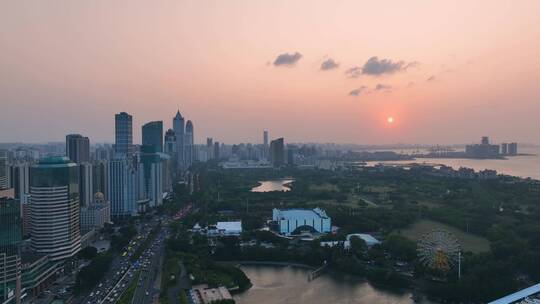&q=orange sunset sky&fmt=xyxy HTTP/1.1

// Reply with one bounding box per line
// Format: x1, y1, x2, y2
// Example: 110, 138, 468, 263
1, 0, 539, 145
